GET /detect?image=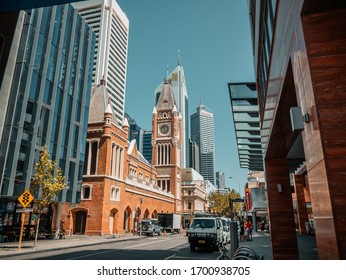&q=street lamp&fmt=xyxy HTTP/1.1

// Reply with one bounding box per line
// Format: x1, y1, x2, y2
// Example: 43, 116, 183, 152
139, 198, 143, 236
229, 176, 241, 196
